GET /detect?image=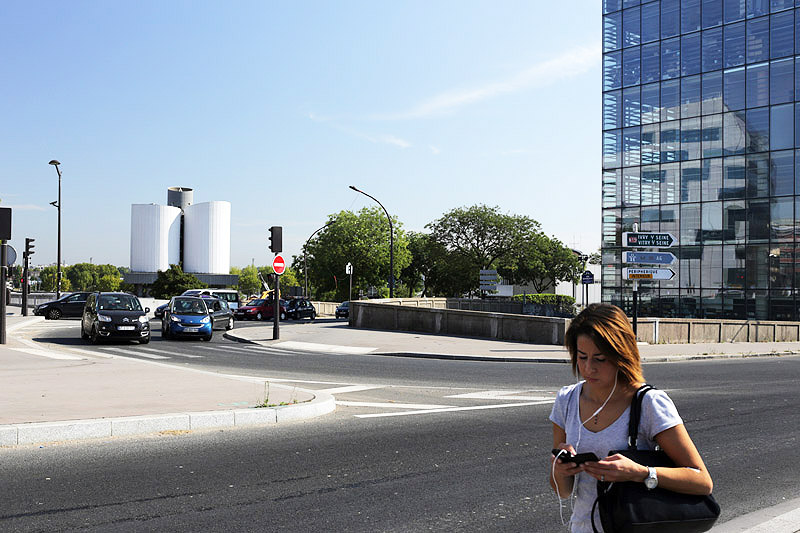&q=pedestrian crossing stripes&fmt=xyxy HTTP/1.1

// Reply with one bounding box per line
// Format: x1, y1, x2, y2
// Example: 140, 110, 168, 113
102, 347, 169, 359
10, 347, 84, 360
